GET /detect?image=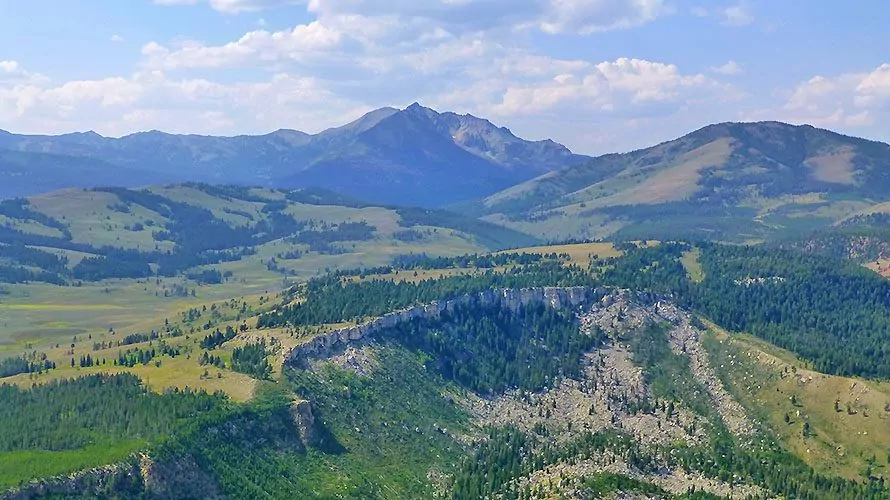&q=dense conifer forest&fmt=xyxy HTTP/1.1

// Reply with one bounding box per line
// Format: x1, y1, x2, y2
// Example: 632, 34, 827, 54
258, 261, 595, 328
603, 242, 890, 379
